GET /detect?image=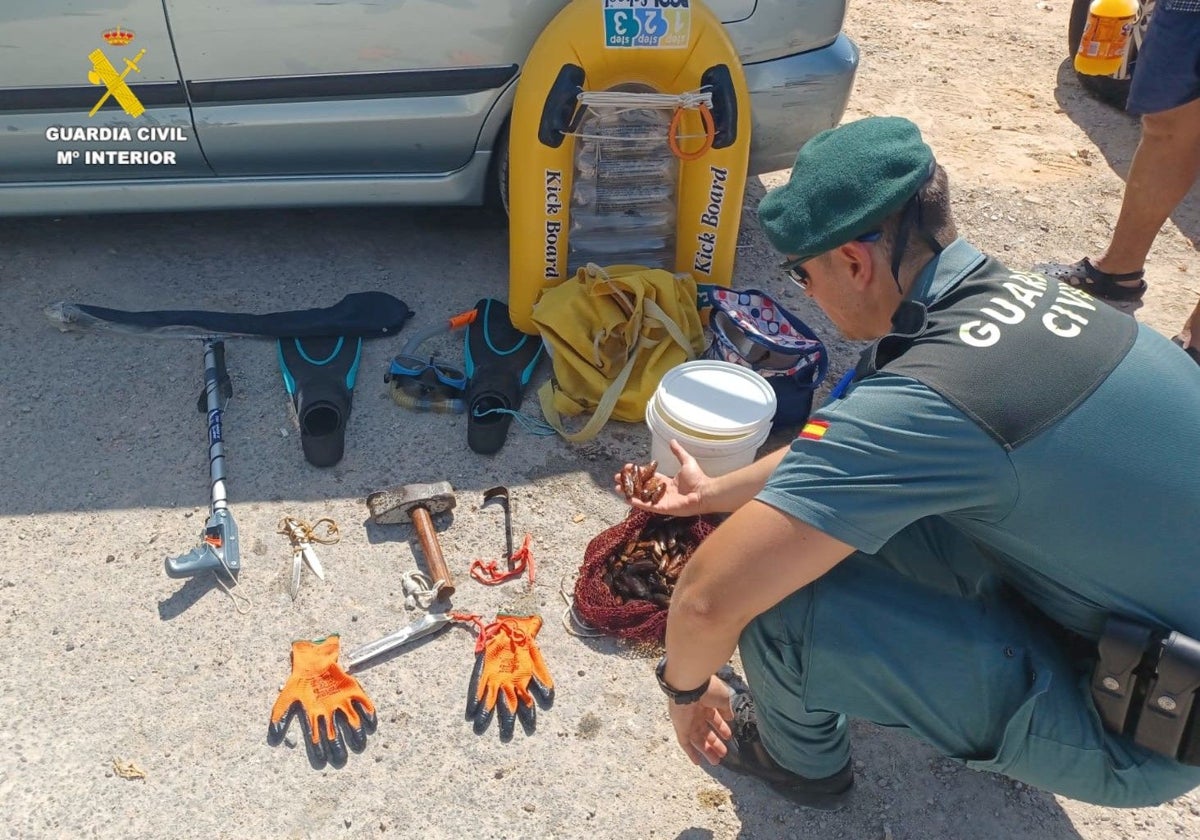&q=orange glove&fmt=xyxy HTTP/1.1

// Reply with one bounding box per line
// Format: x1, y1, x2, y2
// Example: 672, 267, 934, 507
268, 635, 377, 765
466, 614, 555, 739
